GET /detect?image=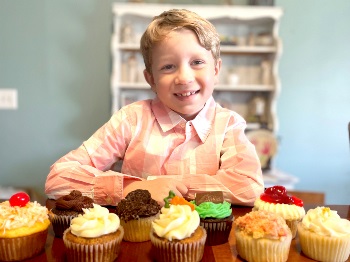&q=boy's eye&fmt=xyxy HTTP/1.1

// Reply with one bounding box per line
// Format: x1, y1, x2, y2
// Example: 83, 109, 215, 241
161, 64, 175, 70
192, 60, 204, 66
